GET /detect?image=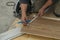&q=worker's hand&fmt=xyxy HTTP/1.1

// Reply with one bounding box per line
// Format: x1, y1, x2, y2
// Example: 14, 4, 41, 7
38, 8, 45, 16
21, 15, 27, 26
